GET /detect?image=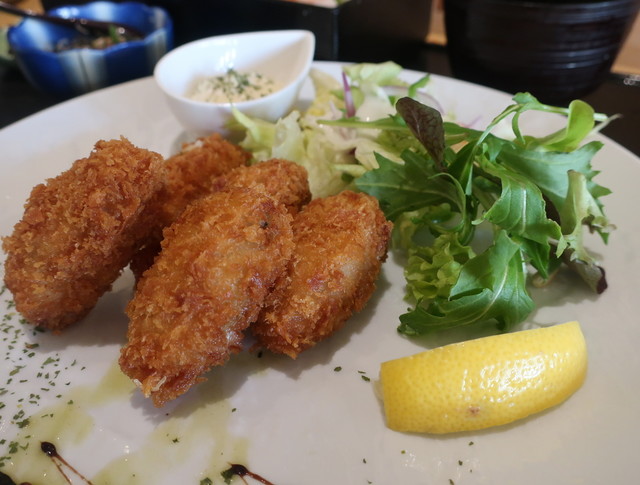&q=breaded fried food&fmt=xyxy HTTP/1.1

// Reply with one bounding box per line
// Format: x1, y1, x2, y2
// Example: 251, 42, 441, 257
2, 137, 165, 331
129, 133, 250, 279
252, 190, 393, 359
213, 159, 311, 215
120, 186, 294, 406
159, 133, 251, 224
